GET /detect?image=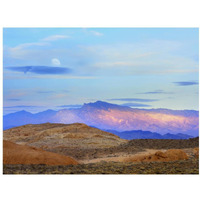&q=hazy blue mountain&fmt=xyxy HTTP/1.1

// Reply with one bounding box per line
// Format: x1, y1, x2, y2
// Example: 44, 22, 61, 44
3, 110, 35, 130
3, 101, 199, 137
3, 109, 57, 130
105, 129, 193, 140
